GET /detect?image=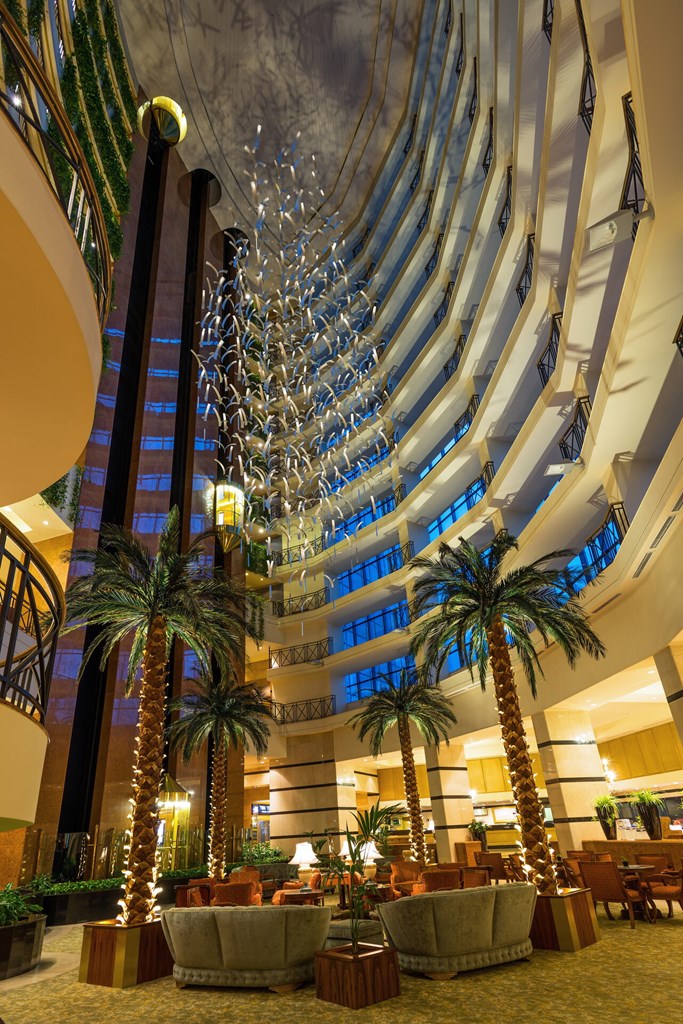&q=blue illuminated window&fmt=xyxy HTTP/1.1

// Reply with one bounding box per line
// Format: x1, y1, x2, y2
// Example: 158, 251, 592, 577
328, 492, 397, 544
342, 601, 410, 649
345, 655, 416, 701
419, 437, 456, 480
427, 474, 488, 541
336, 542, 408, 595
